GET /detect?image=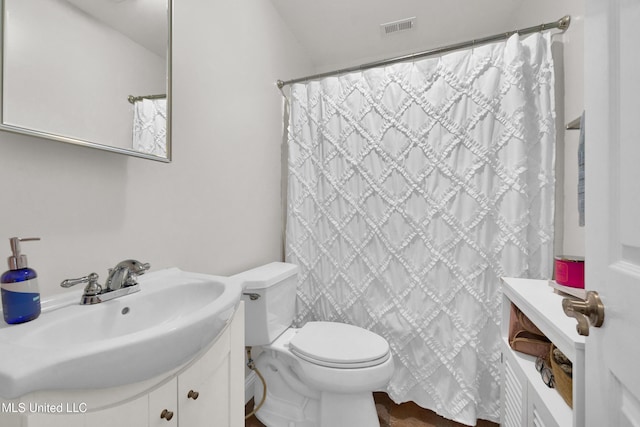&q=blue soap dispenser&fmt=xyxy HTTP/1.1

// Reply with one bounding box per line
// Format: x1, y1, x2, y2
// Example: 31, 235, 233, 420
1, 237, 41, 324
